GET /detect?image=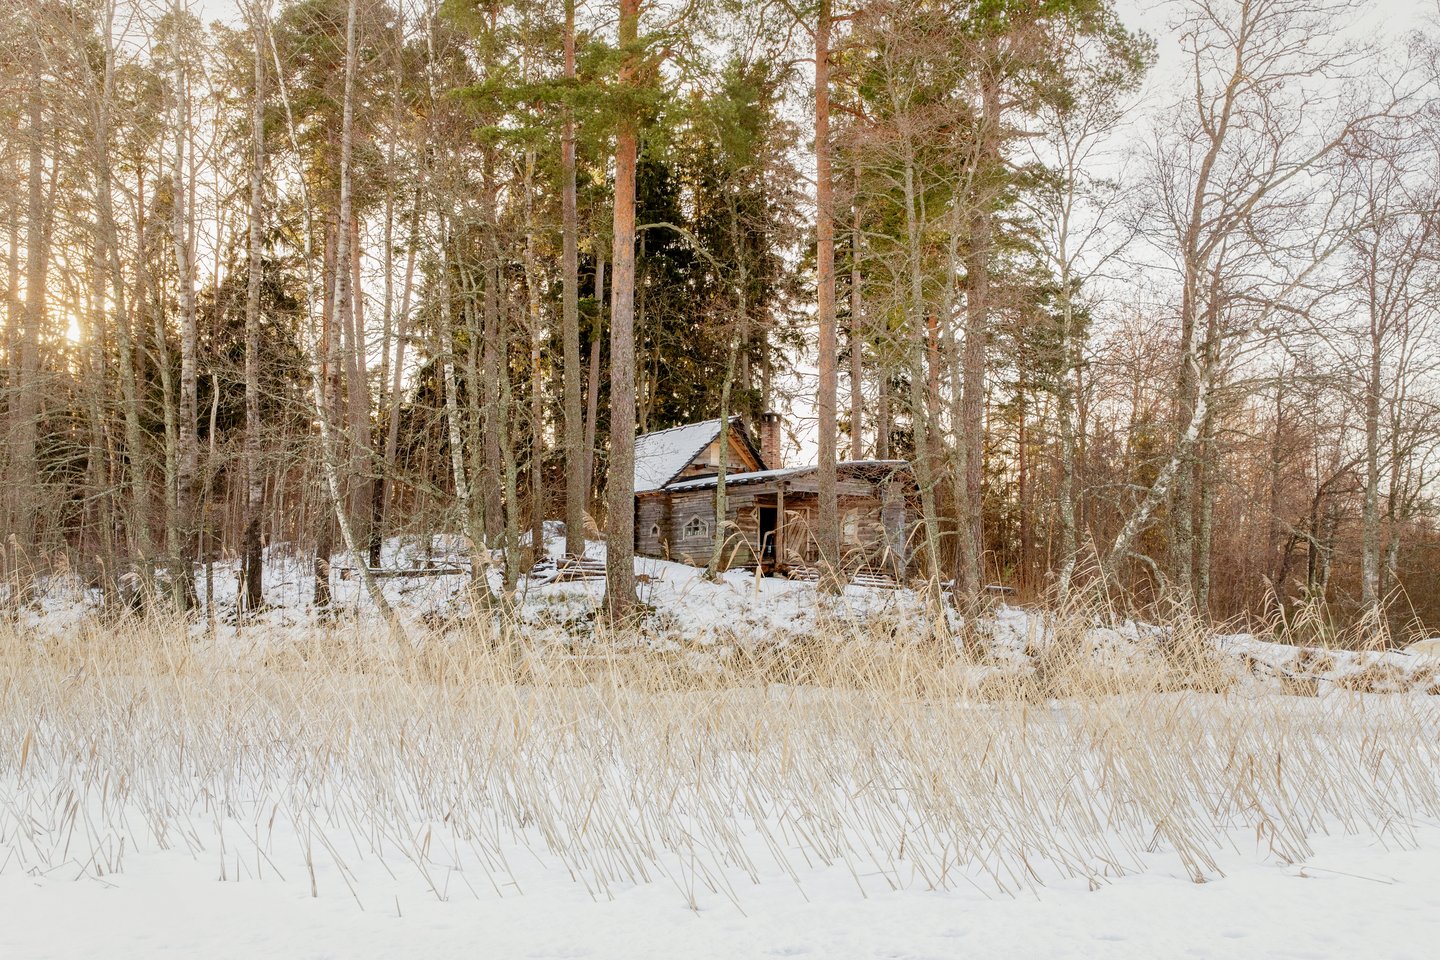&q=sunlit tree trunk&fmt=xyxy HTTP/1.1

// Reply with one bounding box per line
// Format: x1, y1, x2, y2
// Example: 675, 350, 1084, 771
14, 64, 46, 555
605, 0, 640, 620
848, 160, 864, 461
